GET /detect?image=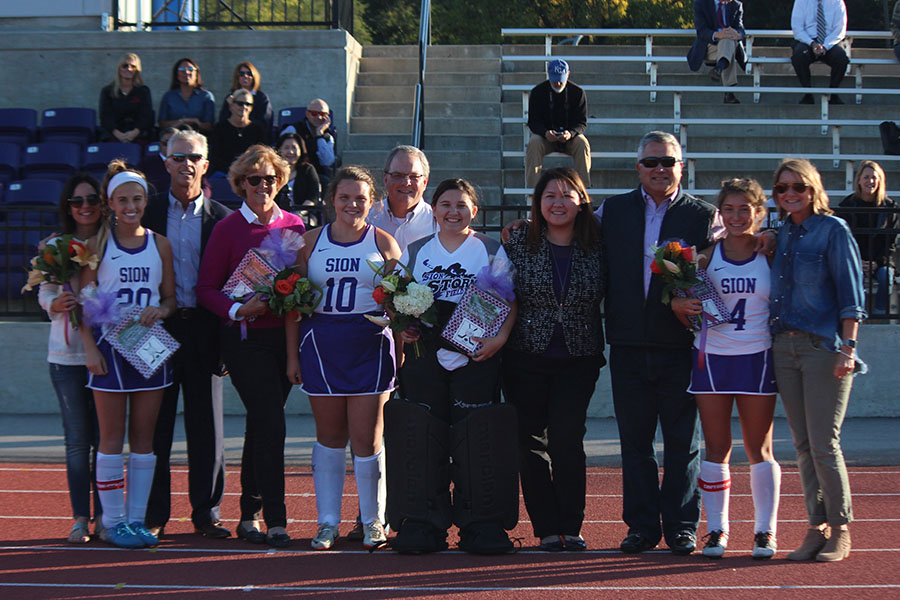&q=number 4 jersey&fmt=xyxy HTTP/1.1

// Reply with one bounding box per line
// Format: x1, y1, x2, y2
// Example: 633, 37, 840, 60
96, 229, 163, 314
307, 224, 386, 315
698, 242, 771, 355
